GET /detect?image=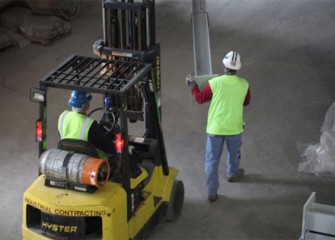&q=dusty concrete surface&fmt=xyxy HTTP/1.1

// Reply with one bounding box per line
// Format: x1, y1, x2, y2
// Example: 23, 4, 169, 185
1, 0, 335, 239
